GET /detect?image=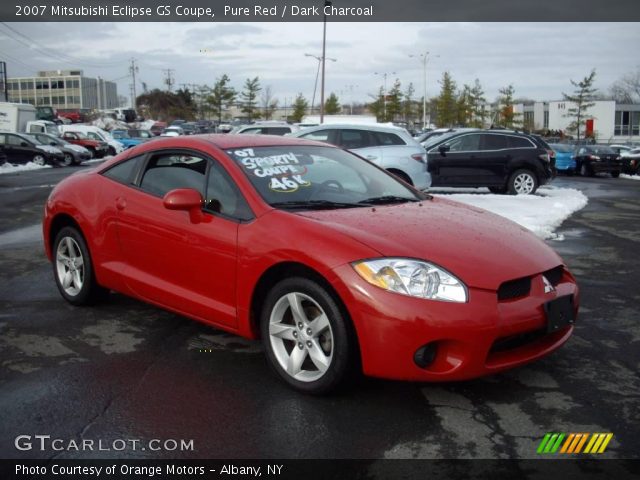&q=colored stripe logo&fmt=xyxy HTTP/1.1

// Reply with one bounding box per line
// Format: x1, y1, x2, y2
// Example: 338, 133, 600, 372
537, 433, 613, 454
